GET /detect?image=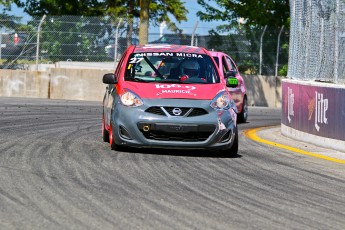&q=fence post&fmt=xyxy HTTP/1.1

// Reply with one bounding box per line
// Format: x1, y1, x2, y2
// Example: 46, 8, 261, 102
259, 25, 267, 75
191, 21, 199, 46
0, 33, 2, 60
160, 21, 166, 38
114, 18, 123, 68
36, 15, 46, 71
275, 25, 285, 76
